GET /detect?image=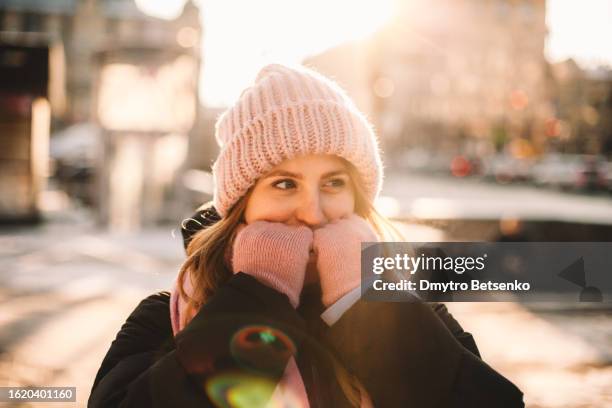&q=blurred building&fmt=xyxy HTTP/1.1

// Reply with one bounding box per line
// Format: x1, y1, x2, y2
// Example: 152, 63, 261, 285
0, 36, 61, 222
306, 0, 551, 164
303, 42, 376, 120
0, 0, 201, 124
0, 0, 203, 229
548, 59, 612, 155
